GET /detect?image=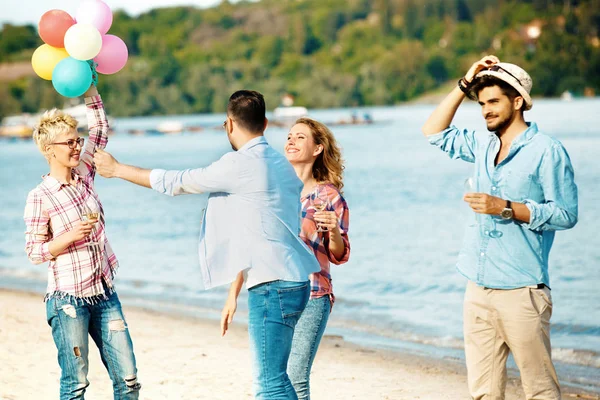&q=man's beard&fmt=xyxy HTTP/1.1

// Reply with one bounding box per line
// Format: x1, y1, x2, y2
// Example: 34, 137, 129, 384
486, 110, 514, 133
